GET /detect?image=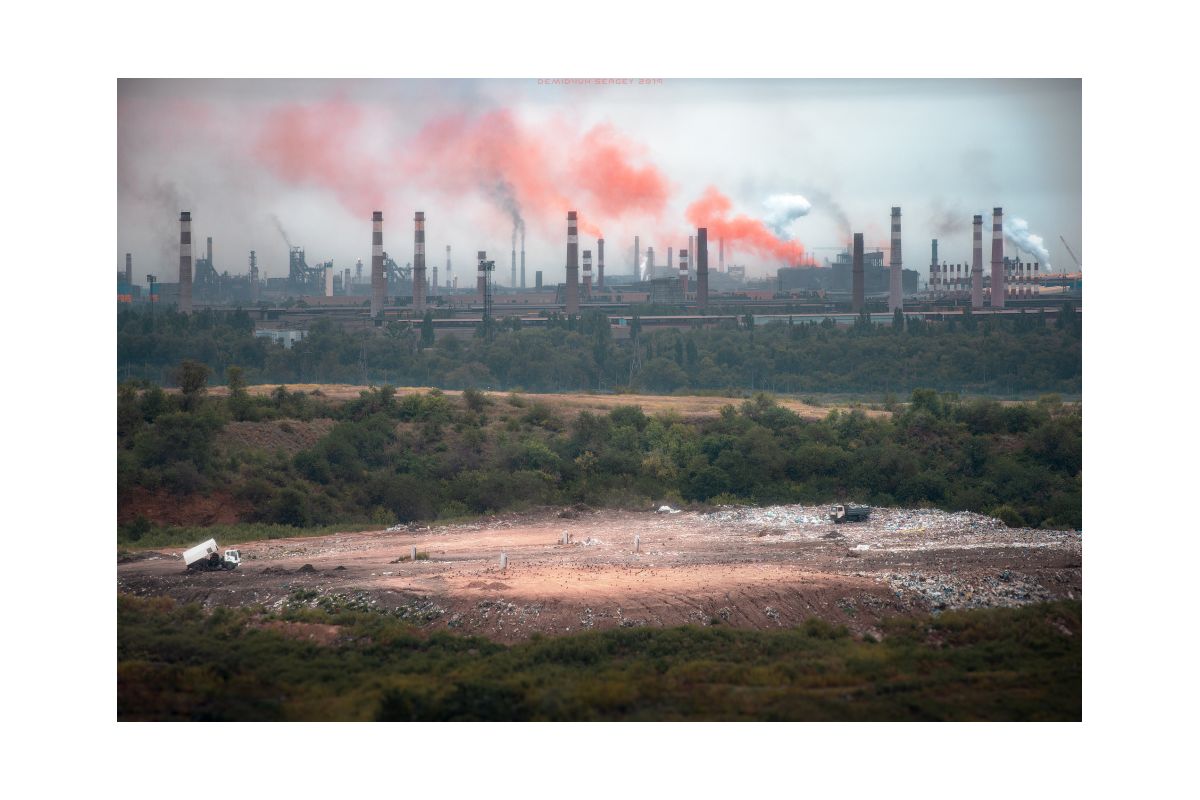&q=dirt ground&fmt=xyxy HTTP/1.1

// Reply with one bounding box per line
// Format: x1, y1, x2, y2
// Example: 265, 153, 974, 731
202, 384, 889, 421
117, 505, 1081, 642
